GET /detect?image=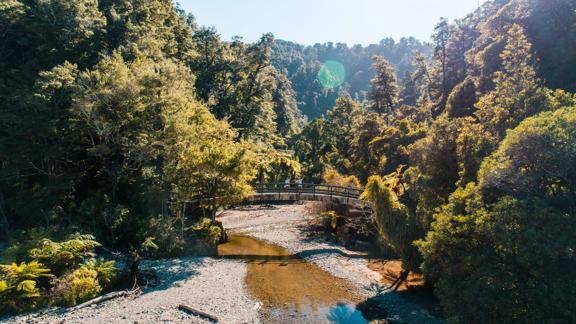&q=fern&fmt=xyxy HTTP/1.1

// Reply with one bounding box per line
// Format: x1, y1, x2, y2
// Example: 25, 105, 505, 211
84, 258, 117, 288
0, 261, 53, 312
29, 233, 101, 273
